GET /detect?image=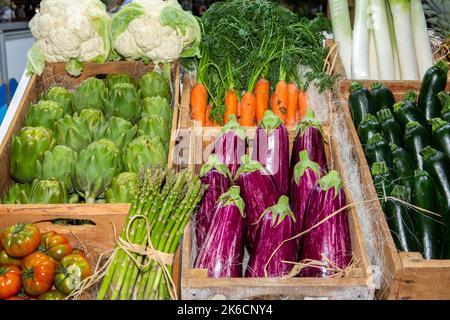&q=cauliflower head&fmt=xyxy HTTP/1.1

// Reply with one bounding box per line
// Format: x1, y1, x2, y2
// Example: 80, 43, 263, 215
110, 0, 200, 64
29, 0, 110, 64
